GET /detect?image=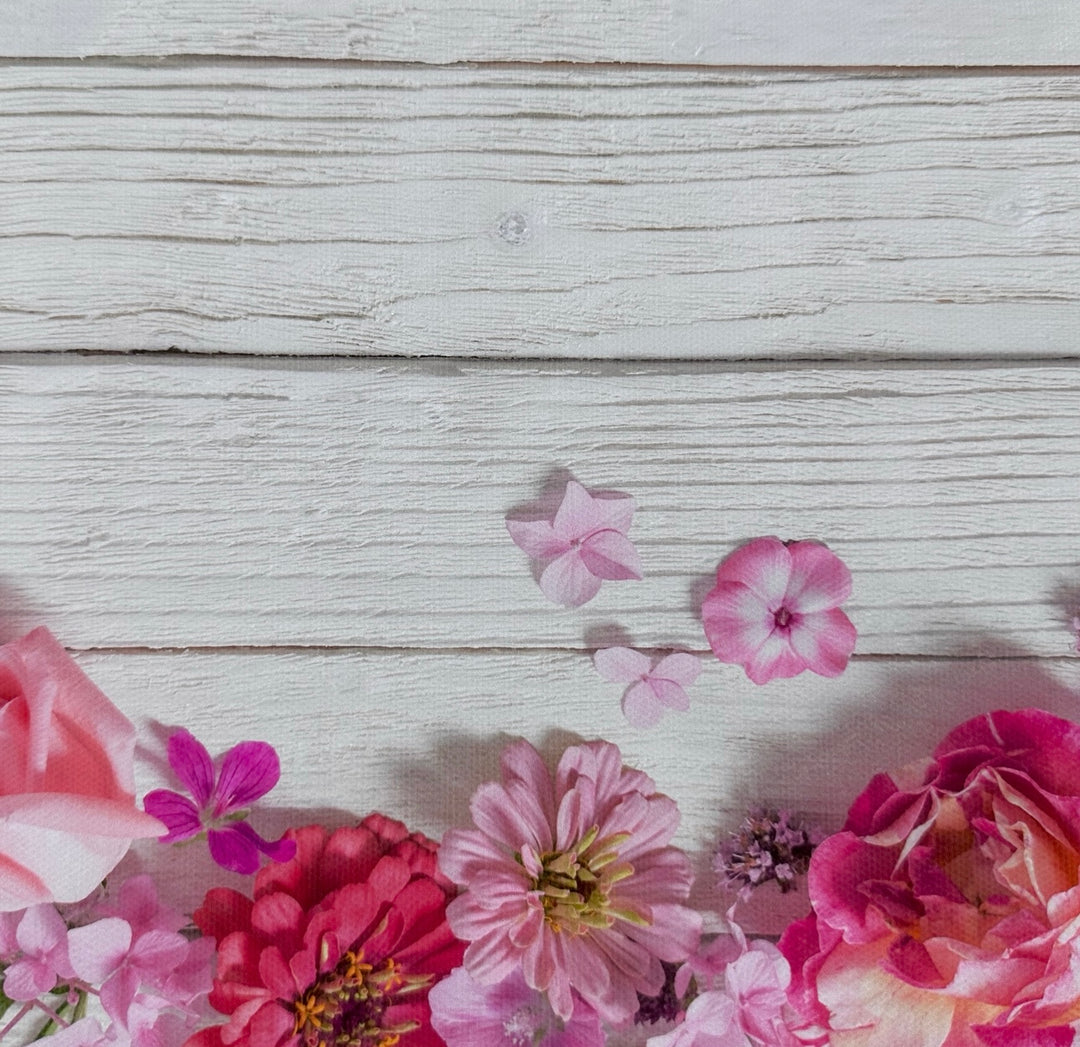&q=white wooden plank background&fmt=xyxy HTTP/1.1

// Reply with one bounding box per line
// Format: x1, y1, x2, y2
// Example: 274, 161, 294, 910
4, 65, 1080, 357
3, 0, 1080, 65
2, 5, 1080, 1040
